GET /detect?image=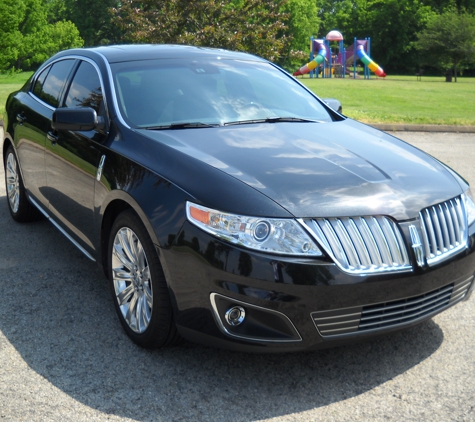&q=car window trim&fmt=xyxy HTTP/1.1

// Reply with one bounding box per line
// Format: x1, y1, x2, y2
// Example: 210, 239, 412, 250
95, 50, 130, 130
29, 58, 78, 110
28, 56, 77, 111
61, 58, 109, 122
32, 66, 51, 99
58, 60, 80, 108
29, 55, 110, 125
